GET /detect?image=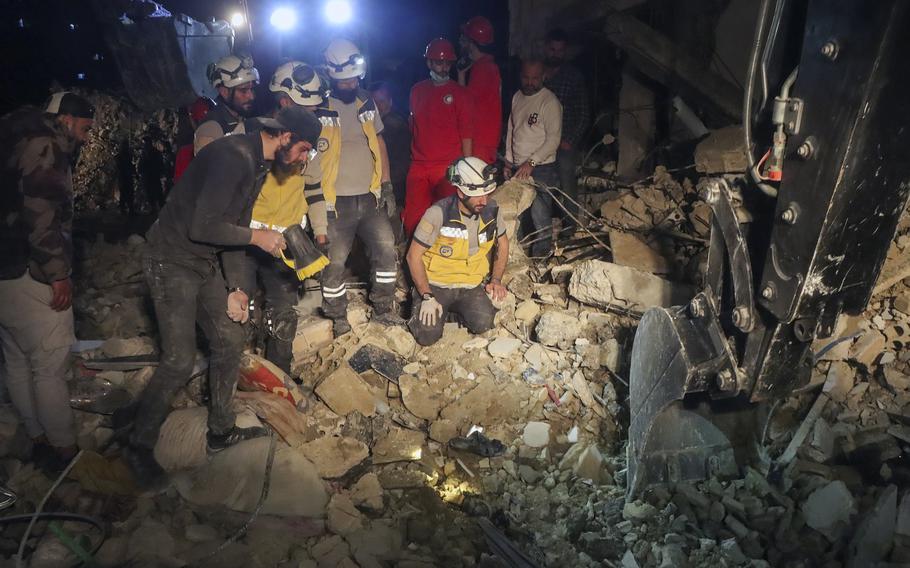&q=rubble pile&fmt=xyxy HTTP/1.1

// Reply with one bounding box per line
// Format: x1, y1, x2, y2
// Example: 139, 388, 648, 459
6, 167, 910, 567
